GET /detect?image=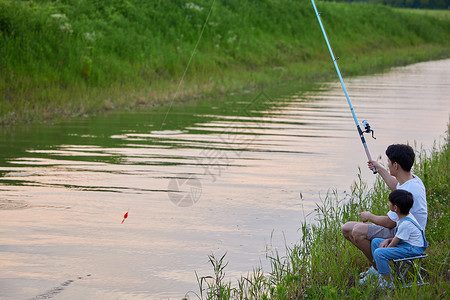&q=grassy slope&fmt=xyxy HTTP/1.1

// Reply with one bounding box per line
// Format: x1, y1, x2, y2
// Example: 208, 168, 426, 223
0, 0, 449, 126
396, 8, 450, 20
